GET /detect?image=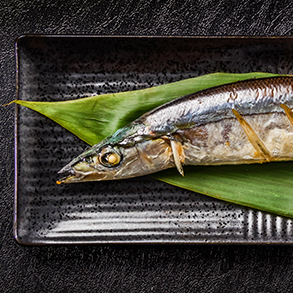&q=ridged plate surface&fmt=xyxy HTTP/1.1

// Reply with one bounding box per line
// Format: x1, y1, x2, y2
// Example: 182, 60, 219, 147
15, 36, 293, 244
